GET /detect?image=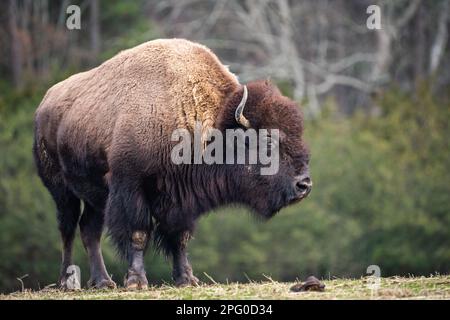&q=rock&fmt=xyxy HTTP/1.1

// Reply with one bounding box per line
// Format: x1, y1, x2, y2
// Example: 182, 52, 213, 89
290, 276, 325, 292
